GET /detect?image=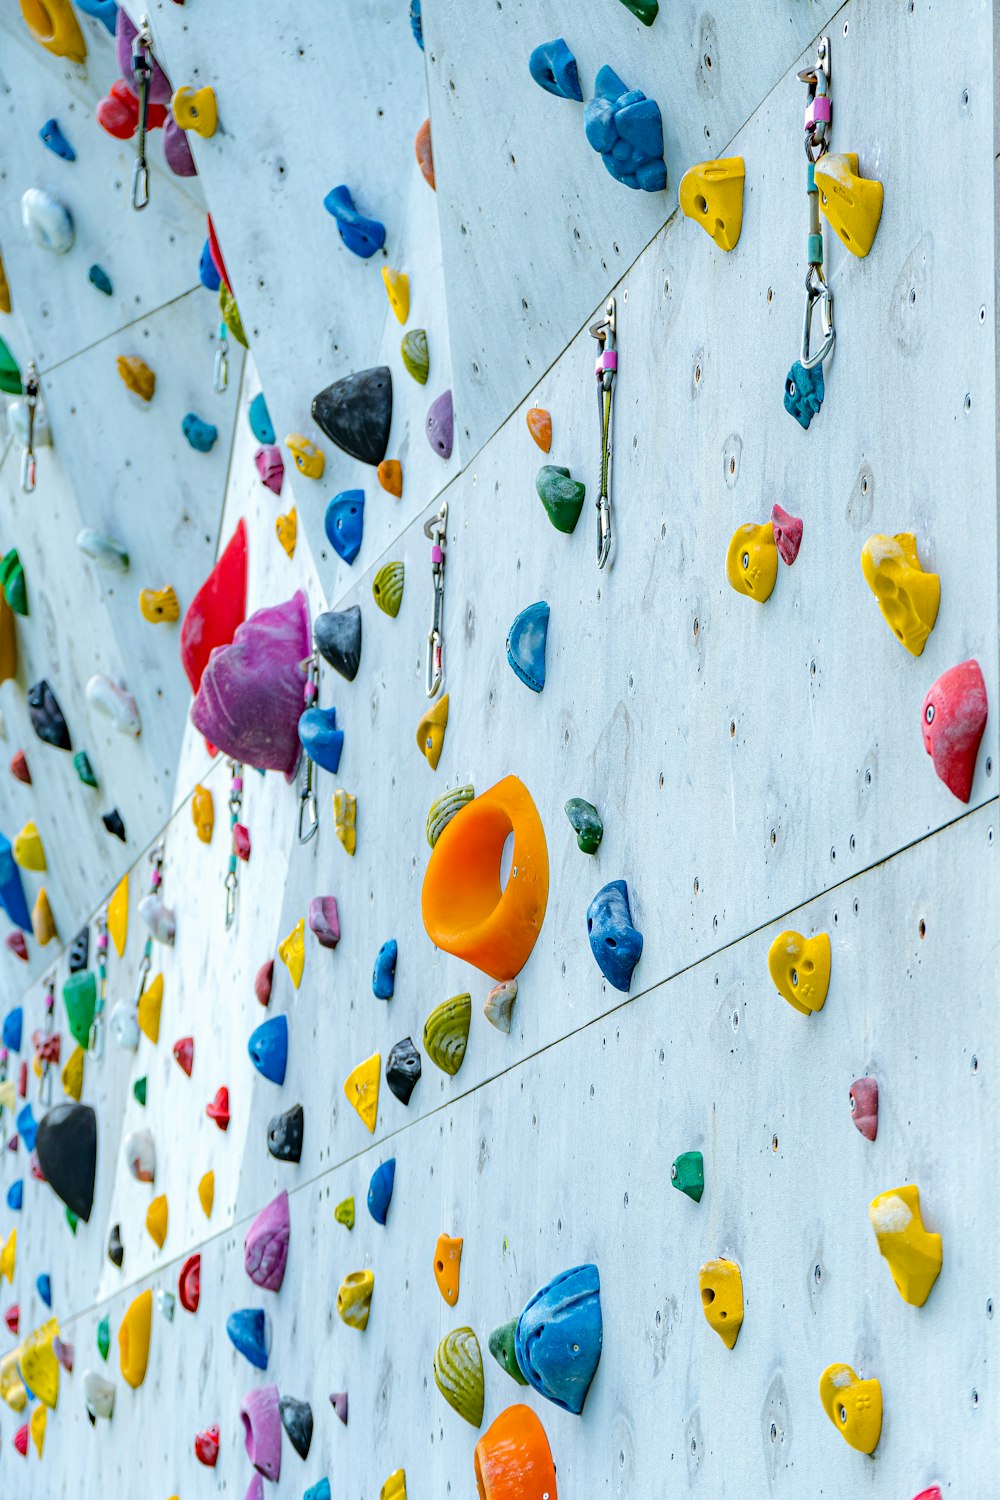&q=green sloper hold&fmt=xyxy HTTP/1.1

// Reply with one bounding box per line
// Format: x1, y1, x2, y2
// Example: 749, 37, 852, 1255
133, 1077, 147, 1107
97, 1316, 110, 1361
619, 0, 658, 21
423, 994, 471, 1076
63, 972, 97, 1049
372, 561, 404, 618
334, 1196, 355, 1230
0, 551, 27, 616
671, 1151, 704, 1203
219, 283, 248, 348
536, 465, 586, 534
74, 751, 98, 788
65, 1208, 78, 1235
488, 1319, 528, 1385
565, 798, 603, 854
0, 338, 21, 396
401, 328, 429, 385
426, 785, 474, 848
433, 1327, 485, 1427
